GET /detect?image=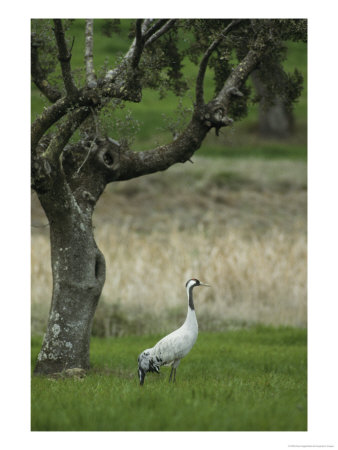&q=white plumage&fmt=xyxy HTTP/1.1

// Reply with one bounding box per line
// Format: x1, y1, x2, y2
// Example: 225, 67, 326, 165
137, 278, 210, 385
